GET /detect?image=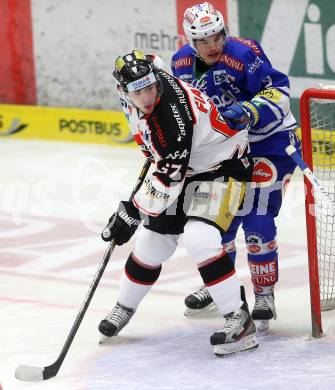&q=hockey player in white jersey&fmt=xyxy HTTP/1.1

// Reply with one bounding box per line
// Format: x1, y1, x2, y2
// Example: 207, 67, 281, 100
98, 50, 258, 356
